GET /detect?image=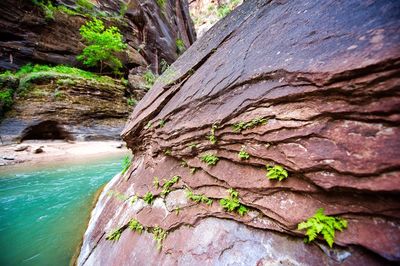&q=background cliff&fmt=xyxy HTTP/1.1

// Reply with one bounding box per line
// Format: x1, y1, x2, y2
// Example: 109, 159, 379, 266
78, 0, 400, 265
0, 0, 195, 142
